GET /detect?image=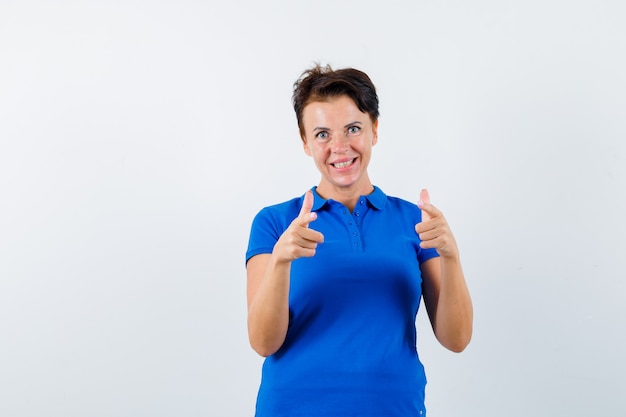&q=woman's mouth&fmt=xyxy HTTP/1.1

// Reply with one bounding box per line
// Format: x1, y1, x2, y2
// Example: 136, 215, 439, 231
332, 158, 356, 169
